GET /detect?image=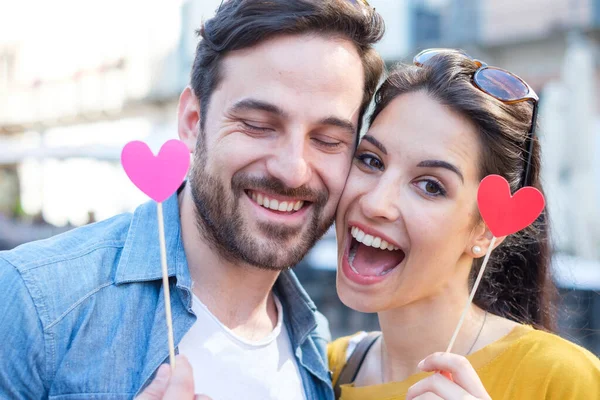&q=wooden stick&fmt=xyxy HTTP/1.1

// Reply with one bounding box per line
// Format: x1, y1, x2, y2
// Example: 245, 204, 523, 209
157, 202, 176, 369
445, 236, 497, 354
